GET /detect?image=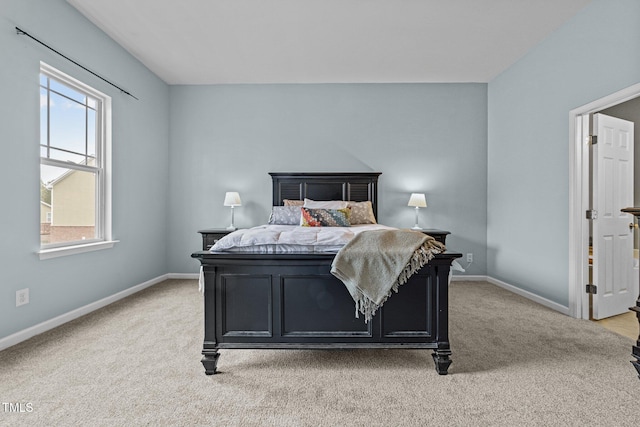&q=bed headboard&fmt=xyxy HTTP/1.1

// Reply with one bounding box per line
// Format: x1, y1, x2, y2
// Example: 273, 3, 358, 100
269, 172, 382, 218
